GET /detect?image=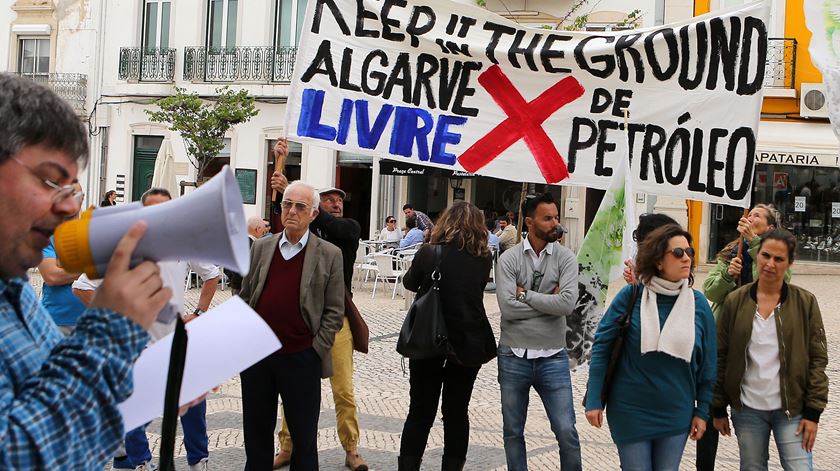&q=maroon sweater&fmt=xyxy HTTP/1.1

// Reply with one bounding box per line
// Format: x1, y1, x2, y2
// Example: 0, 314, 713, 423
255, 246, 312, 353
